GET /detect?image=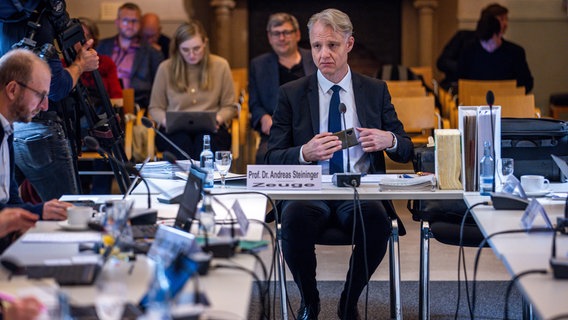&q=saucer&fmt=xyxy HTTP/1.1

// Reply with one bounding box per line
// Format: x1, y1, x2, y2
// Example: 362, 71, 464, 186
525, 190, 551, 197
57, 220, 89, 231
